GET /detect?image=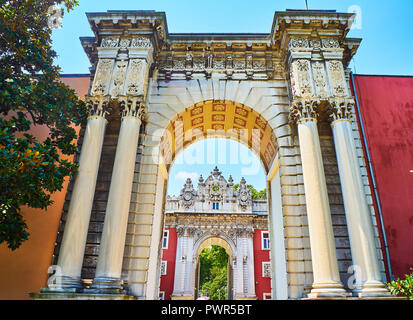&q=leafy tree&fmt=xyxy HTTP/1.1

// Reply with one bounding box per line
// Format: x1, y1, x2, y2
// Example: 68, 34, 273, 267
199, 245, 228, 300
0, 0, 87, 250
